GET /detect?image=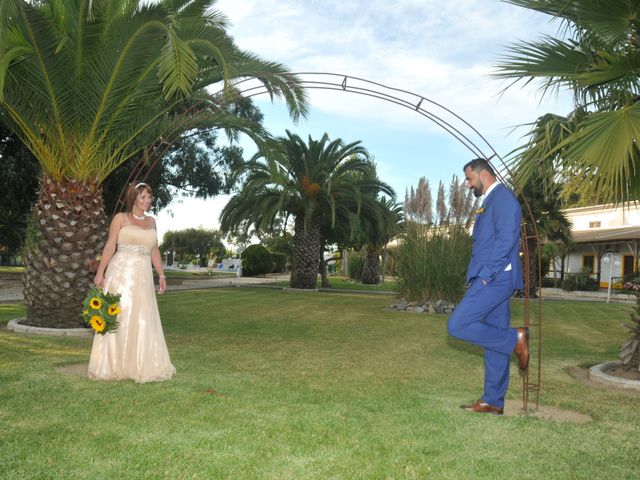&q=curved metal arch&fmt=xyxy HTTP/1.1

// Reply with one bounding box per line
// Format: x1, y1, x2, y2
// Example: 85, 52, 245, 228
222, 72, 543, 412
230, 72, 500, 164
123, 72, 542, 412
